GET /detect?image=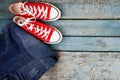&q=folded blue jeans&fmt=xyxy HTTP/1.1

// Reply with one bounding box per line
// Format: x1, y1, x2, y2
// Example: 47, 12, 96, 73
0, 22, 58, 80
